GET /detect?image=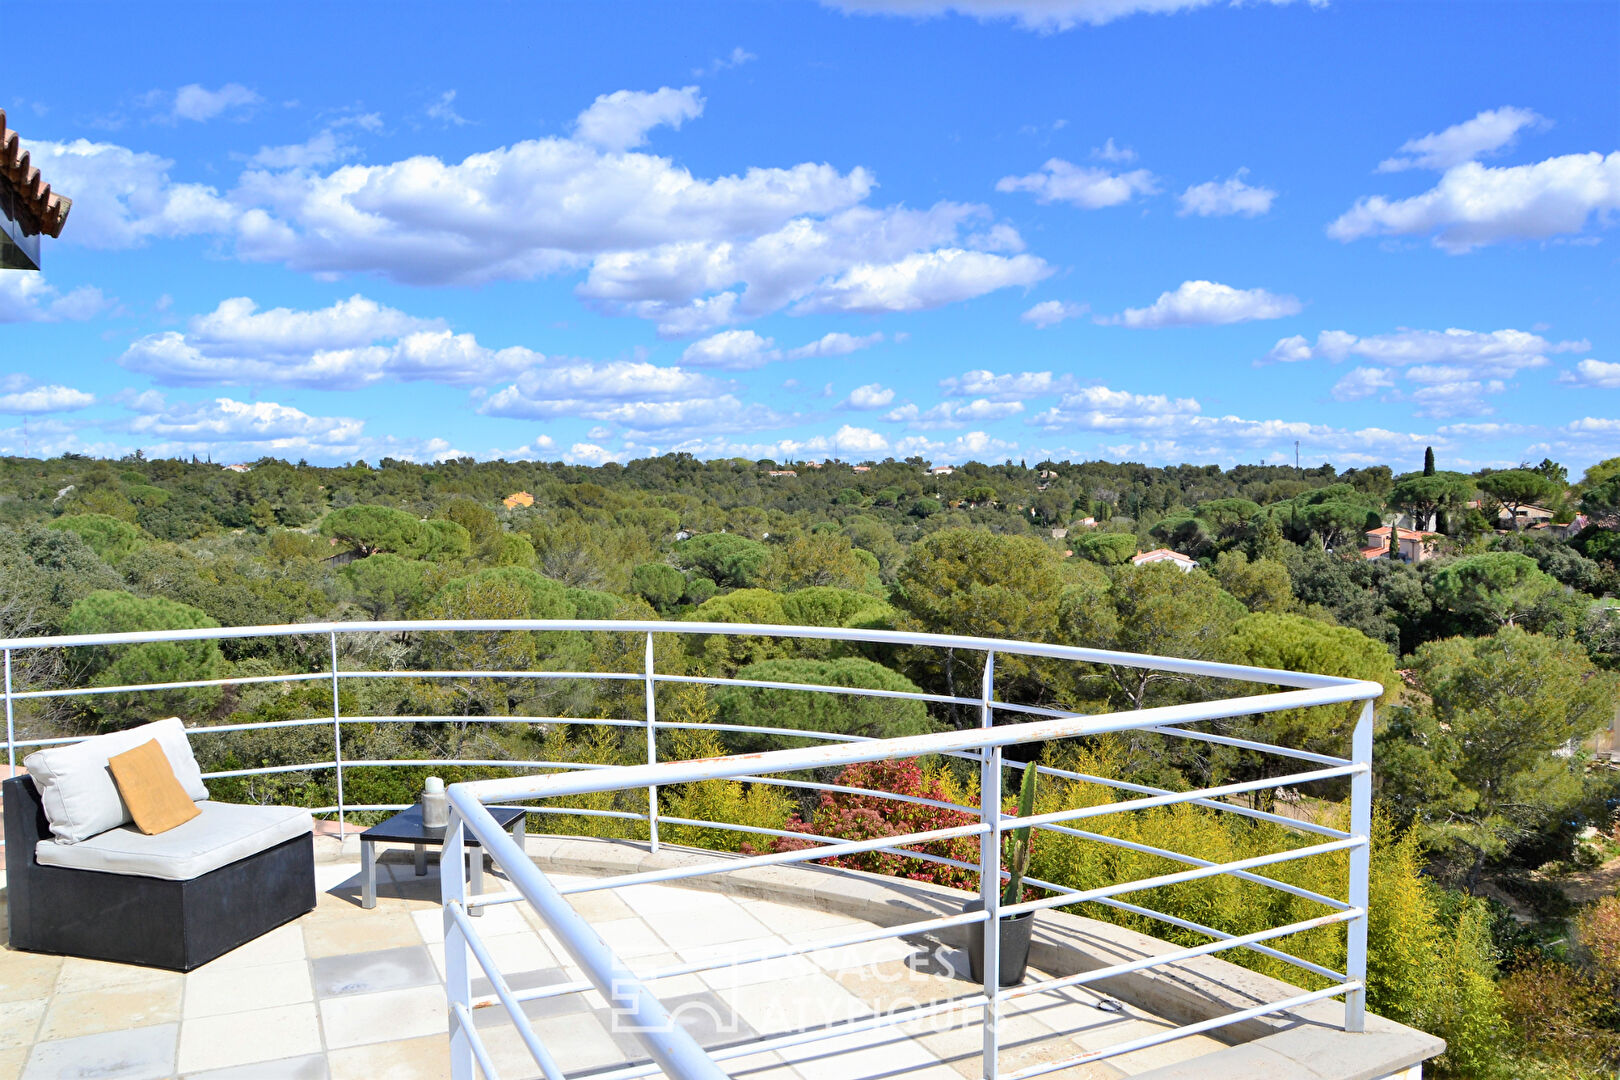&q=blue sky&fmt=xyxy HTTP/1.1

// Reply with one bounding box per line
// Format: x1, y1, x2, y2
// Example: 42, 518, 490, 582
2, 0, 1616, 476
